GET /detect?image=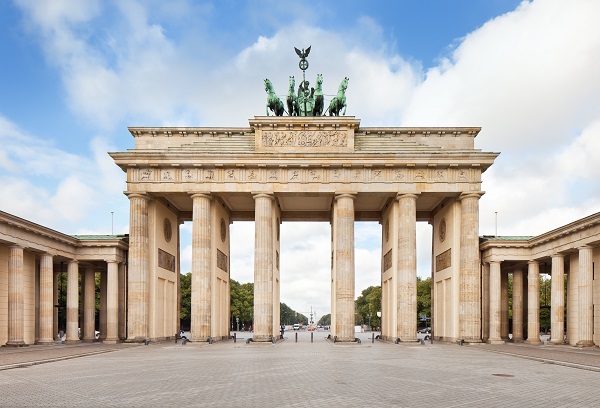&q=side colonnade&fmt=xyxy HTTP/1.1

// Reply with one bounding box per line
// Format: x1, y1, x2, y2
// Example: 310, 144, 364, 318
481, 213, 600, 347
